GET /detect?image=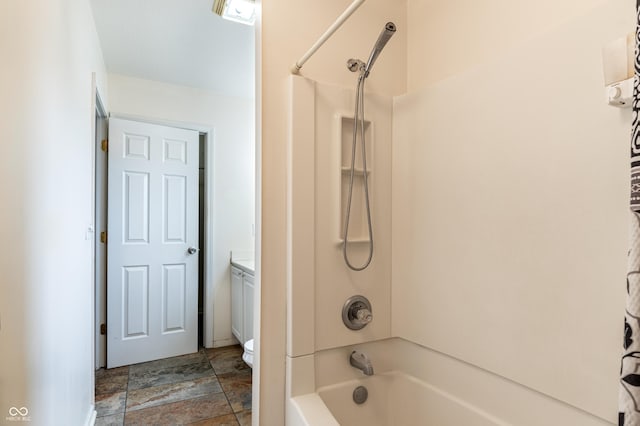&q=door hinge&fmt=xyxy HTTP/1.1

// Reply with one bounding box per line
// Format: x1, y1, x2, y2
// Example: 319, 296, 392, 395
100, 324, 107, 335
101, 139, 108, 152
100, 231, 107, 244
